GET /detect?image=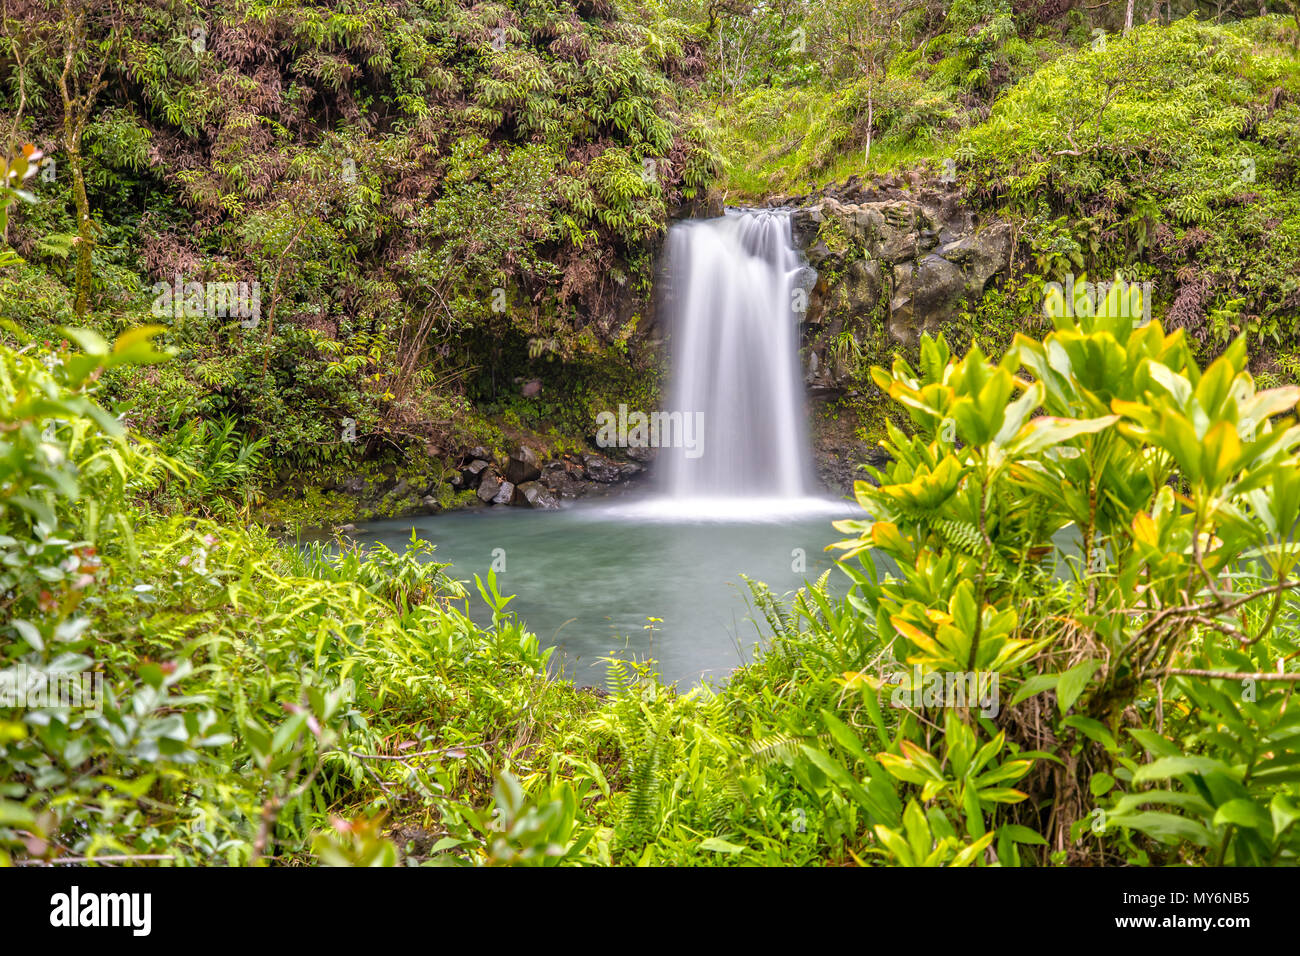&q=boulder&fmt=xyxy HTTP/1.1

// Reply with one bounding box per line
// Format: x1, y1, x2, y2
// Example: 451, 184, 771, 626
845, 205, 885, 245
504, 445, 543, 485
921, 191, 975, 243
491, 479, 515, 505
793, 200, 856, 265
790, 203, 824, 249
460, 459, 492, 489
476, 468, 503, 503
582, 454, 623, 483
541, 460, 587, 497
792, 264, 819, 321
516, 481, 560, 509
